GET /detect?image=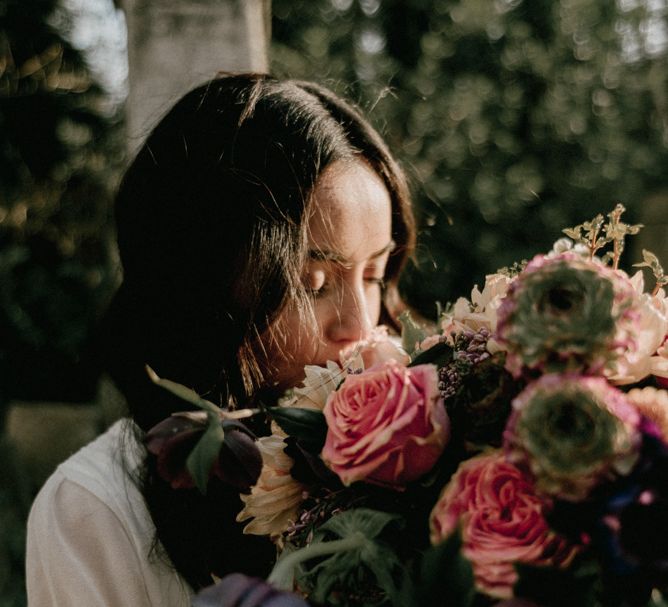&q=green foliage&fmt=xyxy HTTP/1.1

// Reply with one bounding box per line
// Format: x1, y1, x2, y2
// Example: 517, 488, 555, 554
0, 0, 122, 404
268, 406, 328, 453
270, 508, 404, 606
412, 529, 475, 607
634, 249, 668, 294
398, 310, 428, 356
0, 437, 31, 607
186, 417, 225, 494
514, 559, 600, 607
272, 0, 668, 317
409, 342, 453, 369
147, 366, 222, 416
563, 204, 643, 266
